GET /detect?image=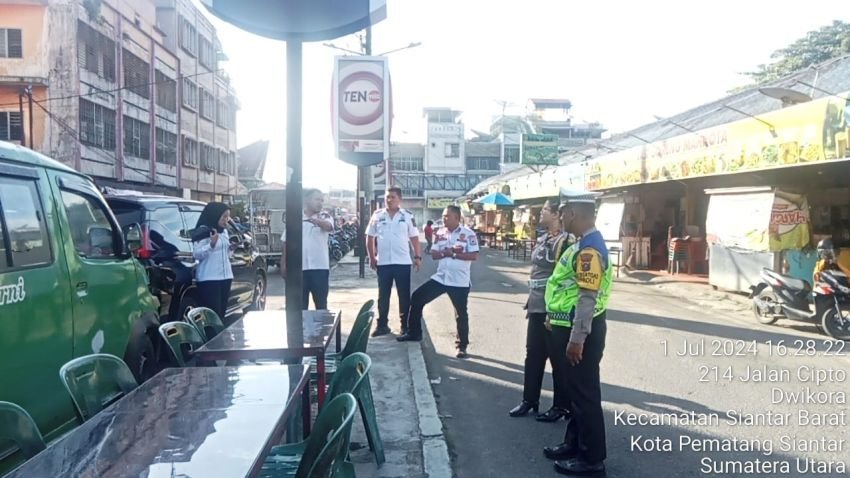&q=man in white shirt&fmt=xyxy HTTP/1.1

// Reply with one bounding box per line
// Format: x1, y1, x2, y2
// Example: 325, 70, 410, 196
398, 205, 479, 358
281, 188, 334, 309
367, 187, 423, 336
